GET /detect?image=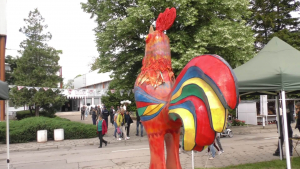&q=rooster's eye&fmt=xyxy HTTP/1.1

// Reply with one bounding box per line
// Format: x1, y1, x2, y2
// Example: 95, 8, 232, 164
145, 34, 151, 43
